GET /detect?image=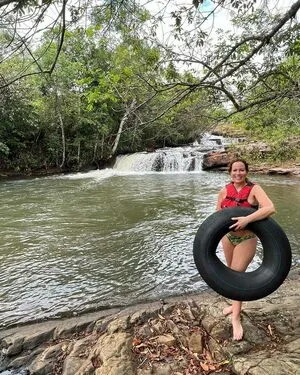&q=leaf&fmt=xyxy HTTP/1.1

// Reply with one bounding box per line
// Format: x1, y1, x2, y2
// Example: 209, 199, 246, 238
132, 337, 142, 346
267, 324, 273, 336
180, 344, 189, 352
193, 0, 200, 8
135, 343, 148, 349
205, 349, 213, 362
219, 360, 230, 365
200, 362, 209, 371
192, 352, 200, 360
